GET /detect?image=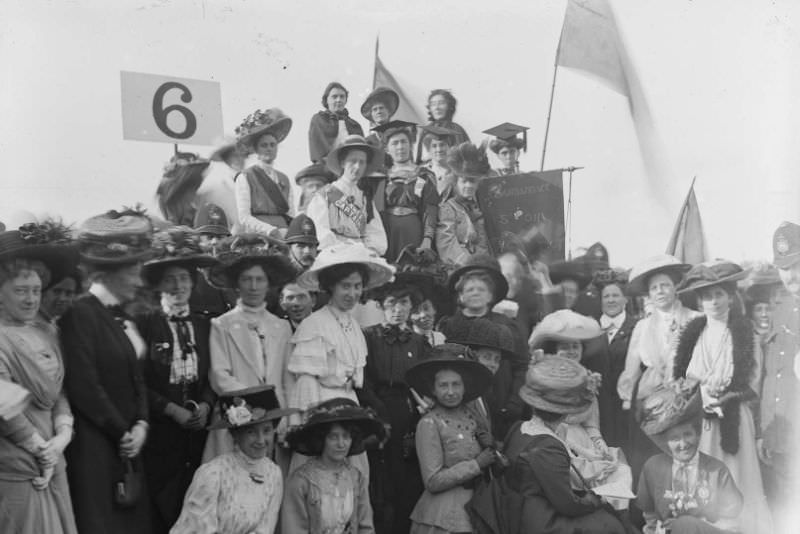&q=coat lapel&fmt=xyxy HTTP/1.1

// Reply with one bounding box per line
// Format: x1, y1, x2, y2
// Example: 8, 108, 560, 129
226, 313, 262, 378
